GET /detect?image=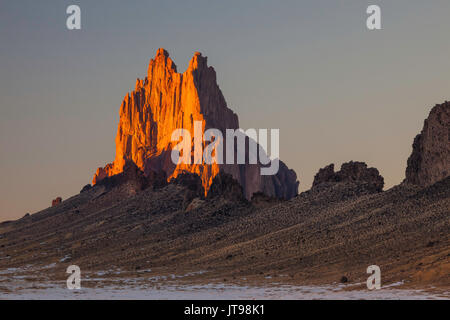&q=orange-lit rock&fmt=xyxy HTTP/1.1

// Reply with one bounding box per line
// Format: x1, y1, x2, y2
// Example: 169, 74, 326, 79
93, 48, 298, 199
52, 197, 62, 207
